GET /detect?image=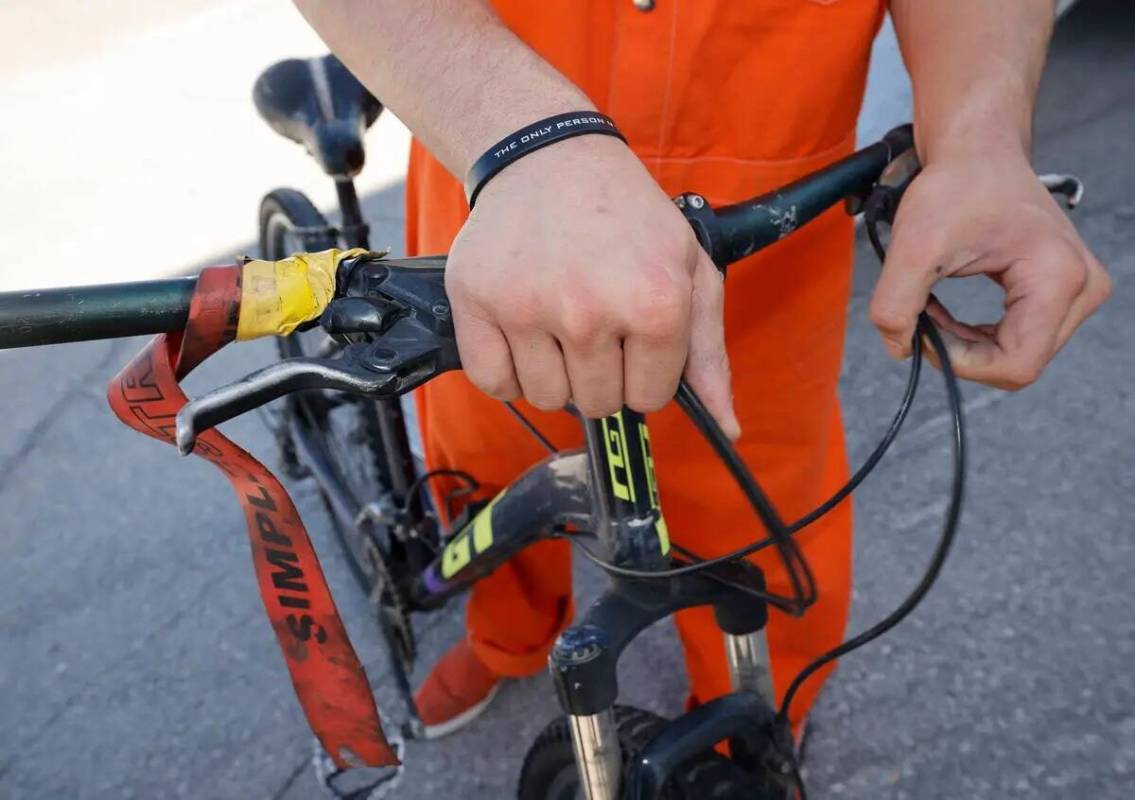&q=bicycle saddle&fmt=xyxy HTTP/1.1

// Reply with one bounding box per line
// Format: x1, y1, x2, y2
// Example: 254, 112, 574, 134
253, 54, 383, 179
